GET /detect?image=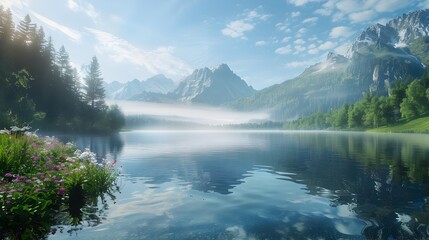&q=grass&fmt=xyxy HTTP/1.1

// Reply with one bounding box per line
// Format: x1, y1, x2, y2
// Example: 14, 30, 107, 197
368, 116, 429, 133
